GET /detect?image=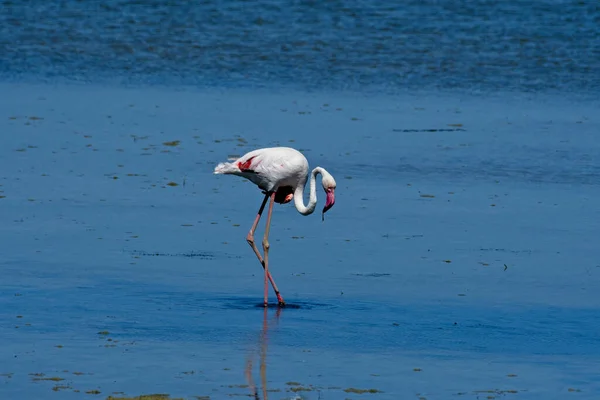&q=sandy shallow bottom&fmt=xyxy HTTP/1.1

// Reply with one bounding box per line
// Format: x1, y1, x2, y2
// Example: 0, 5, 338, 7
1, 83, 599, 399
